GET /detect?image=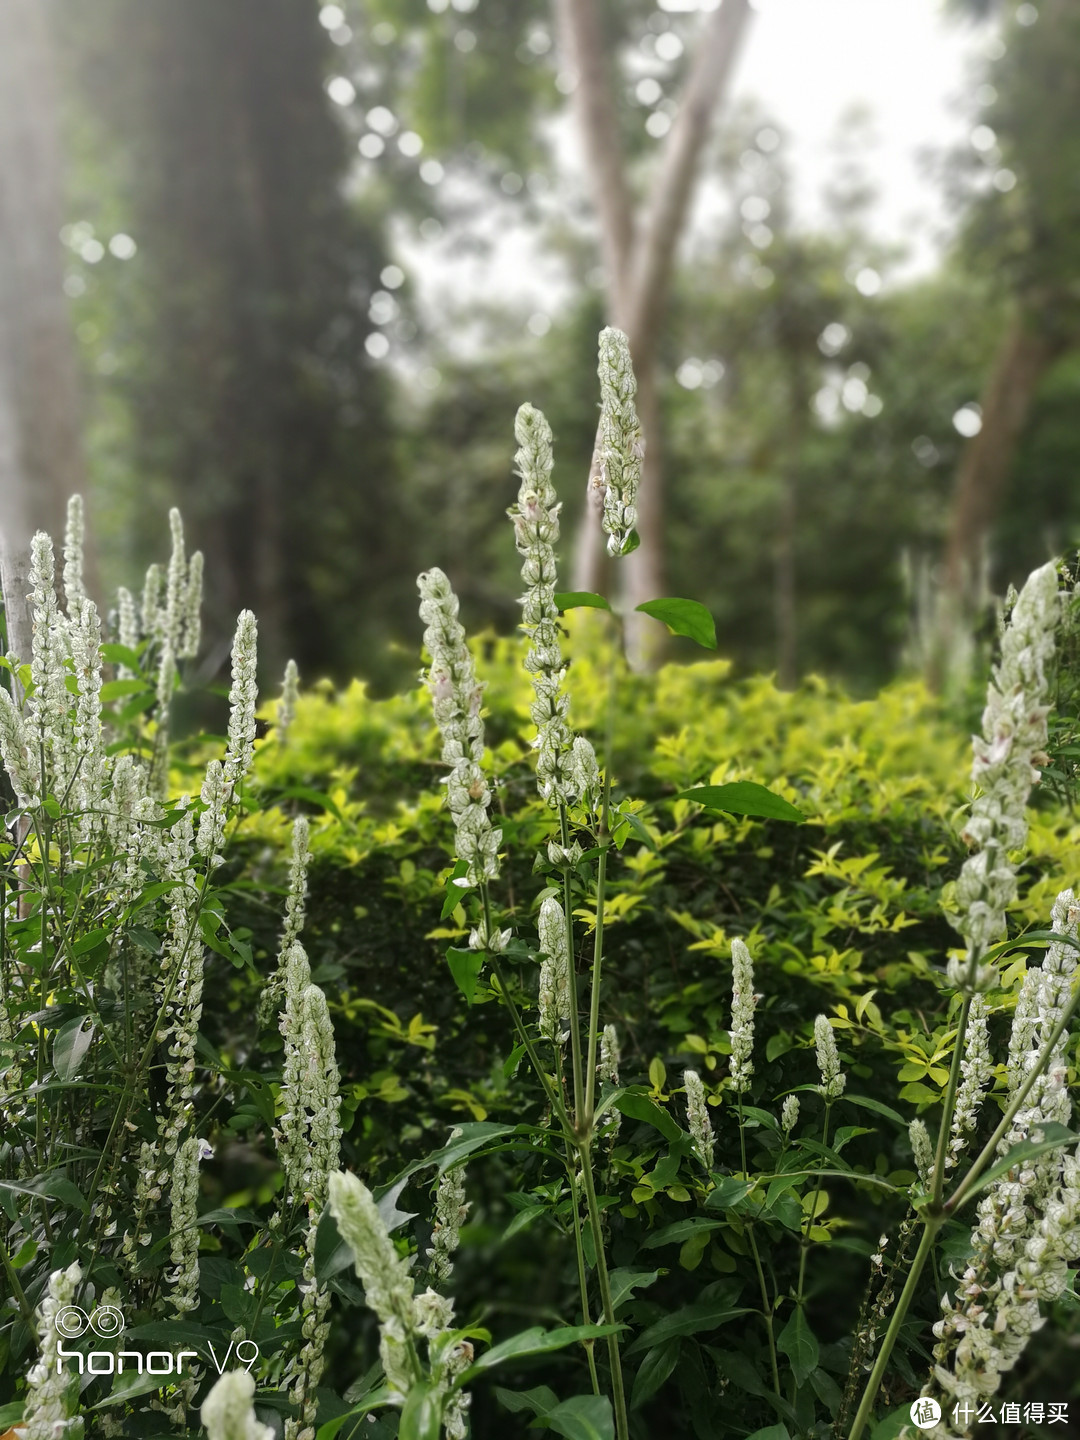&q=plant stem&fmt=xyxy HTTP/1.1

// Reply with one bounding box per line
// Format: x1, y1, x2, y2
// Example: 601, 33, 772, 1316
931, 997, 971, 1206
583, 770, 612, 1127
847, 1220, 939, 1440
739, 1101, 781, 1398
559, 803, 586, 1130
577, 1140, 630, 1440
